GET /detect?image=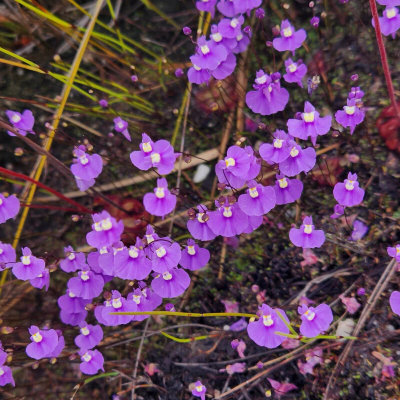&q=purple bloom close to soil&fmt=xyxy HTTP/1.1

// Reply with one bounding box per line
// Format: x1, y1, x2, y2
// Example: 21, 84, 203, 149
113, 117, 131, 141
187, 204, 217, 241
389, 291, 400, 316
150, 239, 182, 273
79, 349, 104, 375
387, 244, 400, 261
130, 133, 176, 175
289, 216, 325, 249
208, 199, 248, 237
196, 0, 217, 16
287, 101, 332, 145
283, 58, 307, 88
259, 130, 291, 165
238, 180, 276, 216
0, 365, 15, 387
71, 146, 103, 181
267, 378, 298, 398
99, 99, 108, 108
67, 268, 104, 300
335, 98, 365, 134
6, 109, 35, 136
298, 304, 333, 338
191, 36, 228, 71
247, 304, 290, 348
75, 322, 103, 350
30, 268, 50, 291
179, 239, 210, 270
0, 194, 20, 224
60, 246, 87, 273
278, 141, 316, 177
192, 380, 206, 400
86, 210, 124, 249
333, 172, 365, 207
372, 7, 400, 38
272, 20, 306, 54
114, 238, 152, 280
349, 220, 368, 241
274, 174, 303, 205
330, 204, 345, 219
310, 16, 320, 28
151, 268, 190, 298
143, 178, 177, 217
246, 70, 289, 115
0, 242, 16, 267
26, 326, 59, 360
11, 247, 45, 281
